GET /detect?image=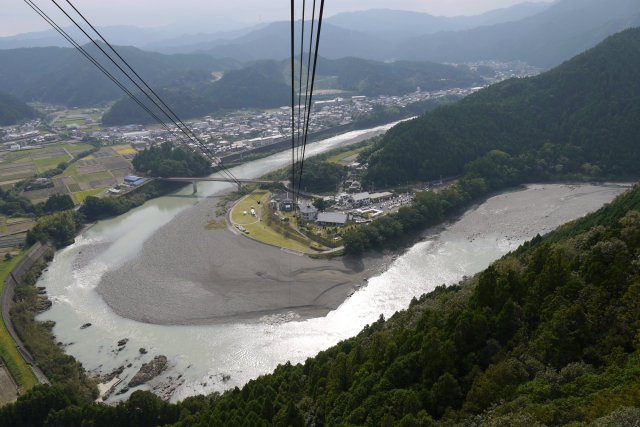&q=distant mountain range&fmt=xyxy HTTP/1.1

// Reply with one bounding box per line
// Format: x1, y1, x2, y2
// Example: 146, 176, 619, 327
193, 0, 640, 67
0, 91, 38, 126
0, 3, 550, 52
324, 2, 551, 39
2, 0, 636, 69
398, 0, 640, 67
